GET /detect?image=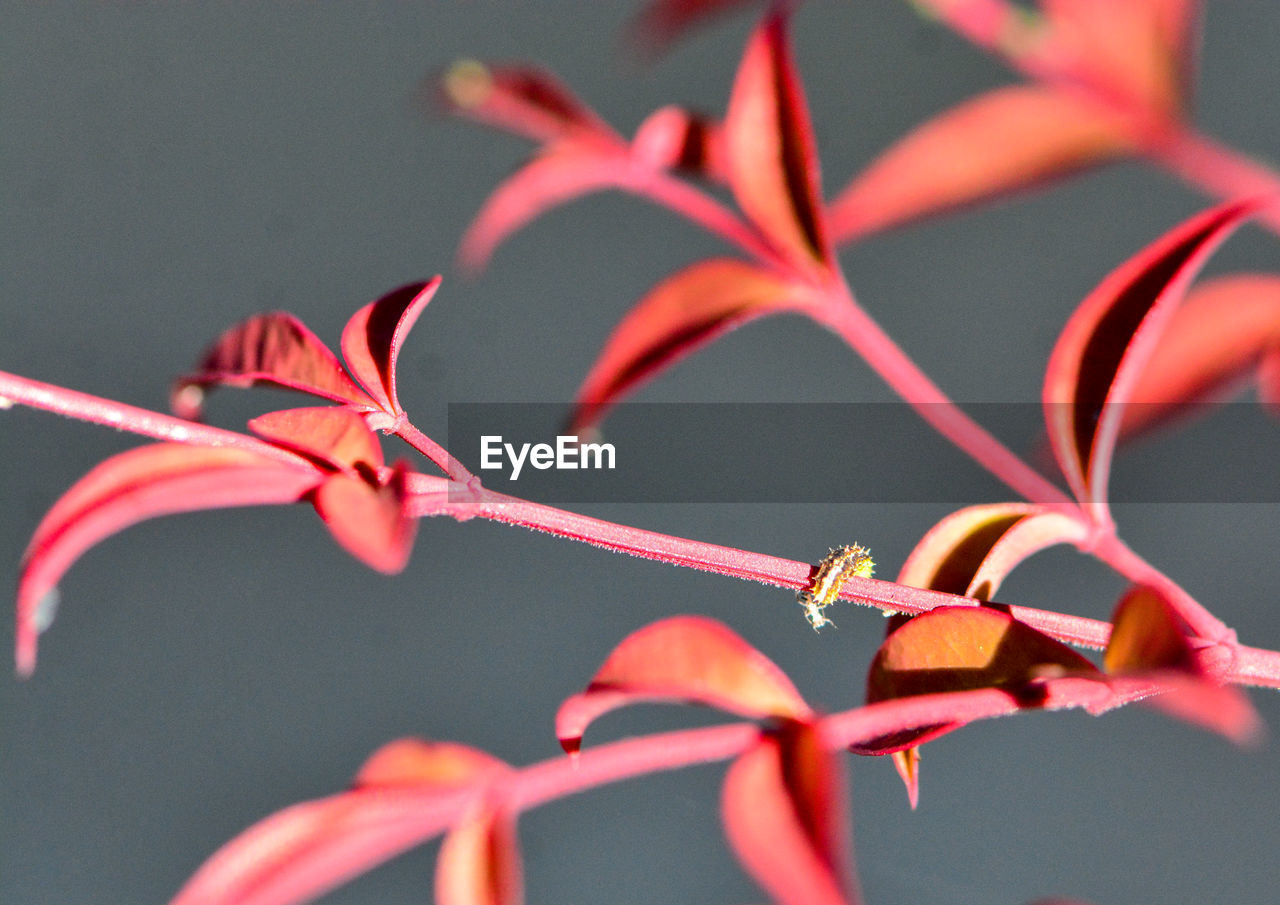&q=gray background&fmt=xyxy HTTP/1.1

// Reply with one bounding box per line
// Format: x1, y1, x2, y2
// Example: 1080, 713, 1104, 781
3, 3, 1280, 904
